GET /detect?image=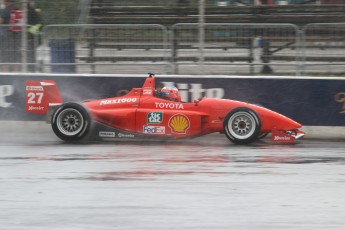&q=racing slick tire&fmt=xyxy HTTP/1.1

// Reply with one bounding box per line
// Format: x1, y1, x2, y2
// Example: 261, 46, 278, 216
51, 102, 91, 142
223, 107, 261, 144
257, 132, 269, 139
